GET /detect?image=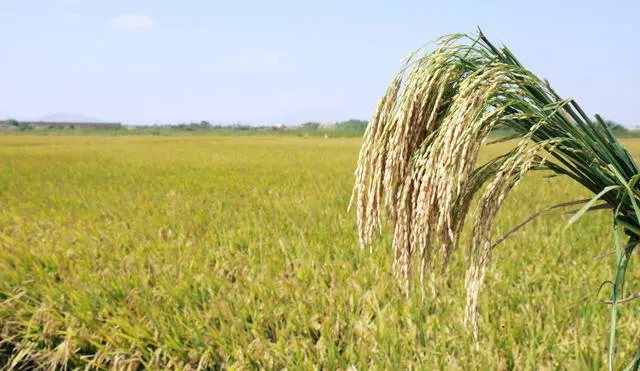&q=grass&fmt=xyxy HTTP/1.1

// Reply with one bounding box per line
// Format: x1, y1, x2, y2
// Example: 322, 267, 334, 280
2, 135, 640, 369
